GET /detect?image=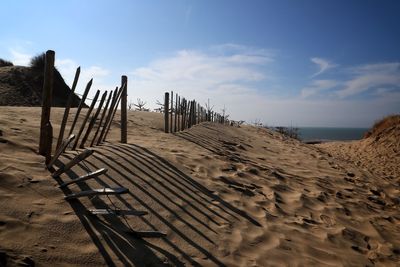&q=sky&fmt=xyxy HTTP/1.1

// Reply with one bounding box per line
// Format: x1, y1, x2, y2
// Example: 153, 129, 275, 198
1, 0, 399, 127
